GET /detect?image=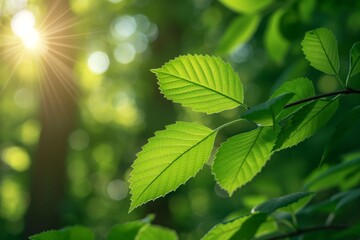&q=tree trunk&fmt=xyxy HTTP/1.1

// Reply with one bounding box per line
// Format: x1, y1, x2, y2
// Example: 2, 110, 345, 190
24, 0, 77, 237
